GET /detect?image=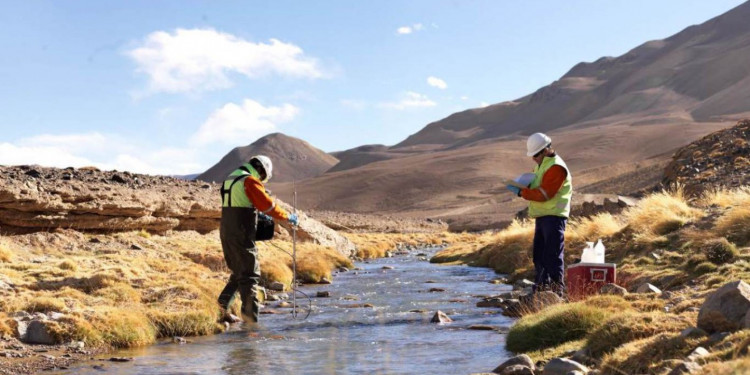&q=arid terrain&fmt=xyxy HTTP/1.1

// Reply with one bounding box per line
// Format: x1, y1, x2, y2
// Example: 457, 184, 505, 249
191, 1, 750, 231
